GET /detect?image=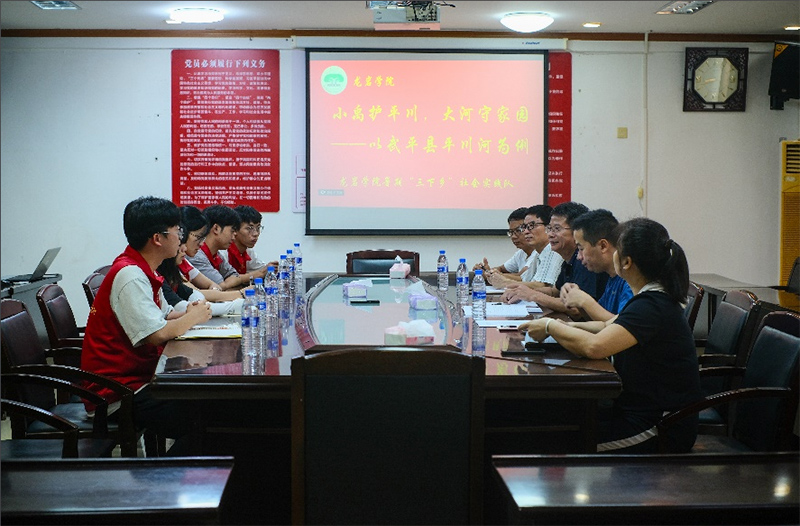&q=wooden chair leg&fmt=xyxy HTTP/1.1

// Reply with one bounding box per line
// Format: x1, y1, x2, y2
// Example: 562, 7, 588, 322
143, 430, 164, 457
